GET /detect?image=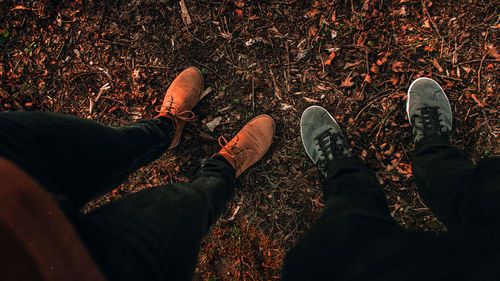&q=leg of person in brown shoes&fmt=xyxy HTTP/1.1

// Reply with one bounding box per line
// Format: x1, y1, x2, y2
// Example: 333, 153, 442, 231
77, 114, 275, 281
0, 67, 203, 213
